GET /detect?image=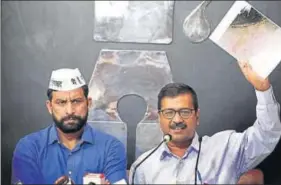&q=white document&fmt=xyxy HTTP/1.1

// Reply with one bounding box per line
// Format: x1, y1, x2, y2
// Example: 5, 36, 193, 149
210, 1, 281, 79
113, 179, 127, 184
